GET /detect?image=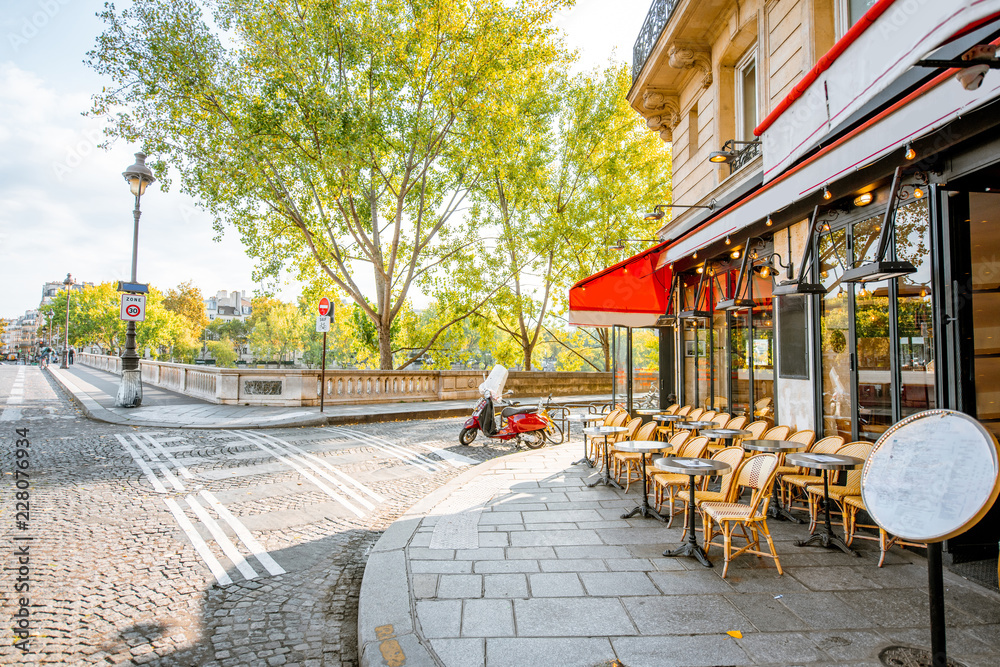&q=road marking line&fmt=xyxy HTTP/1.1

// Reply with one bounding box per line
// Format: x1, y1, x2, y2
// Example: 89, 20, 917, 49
163, 498, 233, 586
200, 490, 286, 577
236, 431, 377, 511
252, 431, 384, 503
185, 495, 258, 580
114, 434, 168, 493
129, 434, 185, 491
334, 427, 446, 470
142, 434, 195, 479
325, 427, 441, 474
0, 368, 25, 421
227, 431, 367, 518
411, 441, 477, 467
